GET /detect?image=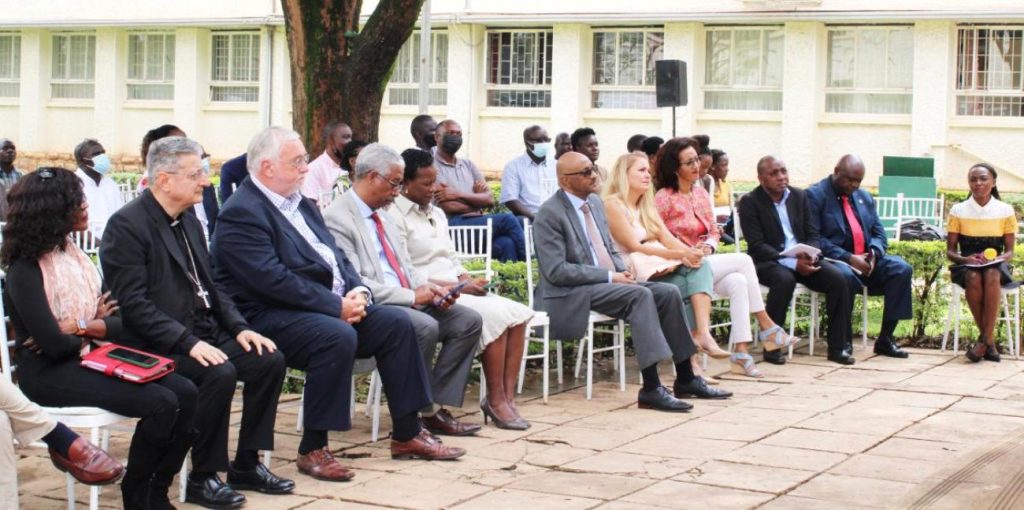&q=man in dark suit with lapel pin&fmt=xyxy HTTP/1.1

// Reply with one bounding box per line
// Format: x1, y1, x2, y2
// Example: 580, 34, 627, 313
101, 137, 292, 509
211, 128, 463, 484
738, 155, 854, 365
806, 154, 911, 359
533, 152, 731, 411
